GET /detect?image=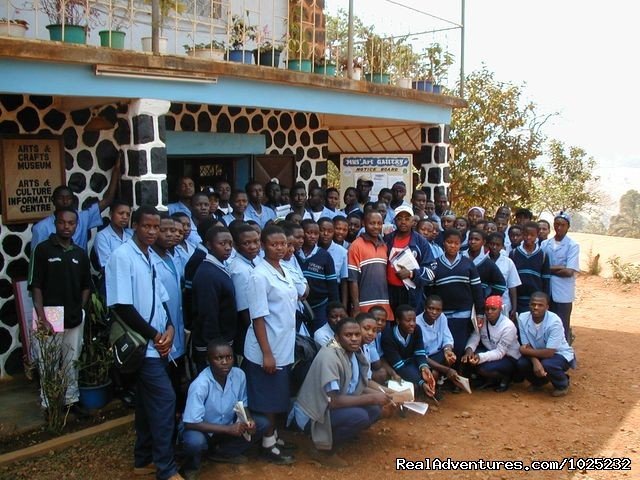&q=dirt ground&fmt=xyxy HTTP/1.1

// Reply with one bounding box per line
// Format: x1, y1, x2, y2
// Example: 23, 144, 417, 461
1, 274, 639, 480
